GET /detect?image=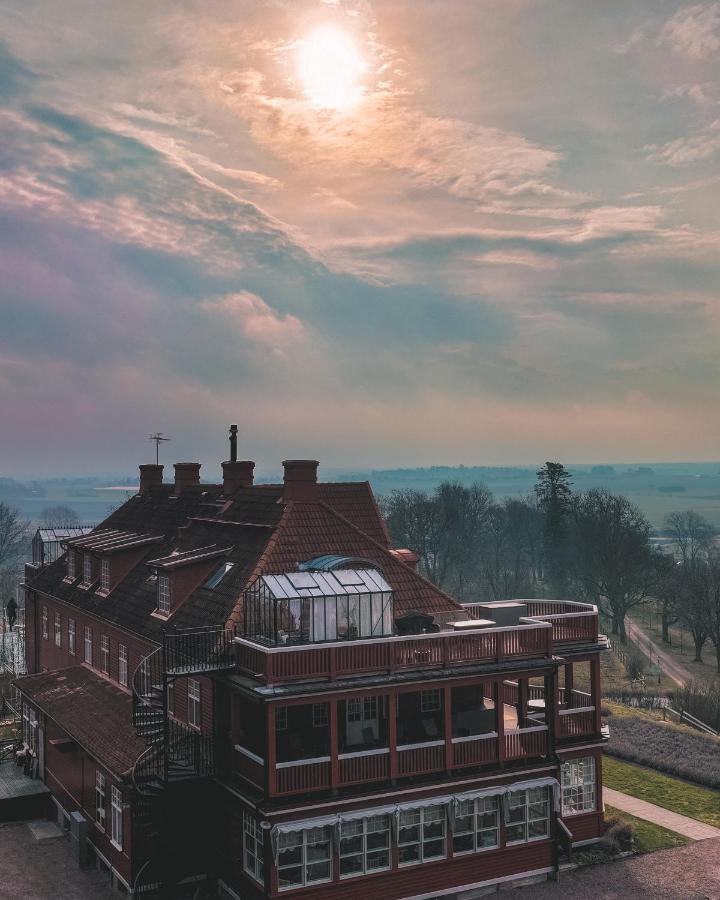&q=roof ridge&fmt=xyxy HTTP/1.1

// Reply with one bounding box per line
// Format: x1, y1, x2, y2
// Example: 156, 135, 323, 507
315, 501, 462, 611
